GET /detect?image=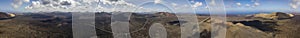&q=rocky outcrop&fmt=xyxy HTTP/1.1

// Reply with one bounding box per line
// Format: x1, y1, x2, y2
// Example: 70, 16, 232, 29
275, 12, 294, 19
0, 12, 15, 20
199, 16, 280, 38
226, 22, 273, 38
155, 12, 176, 17
253, 12, 294, 20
